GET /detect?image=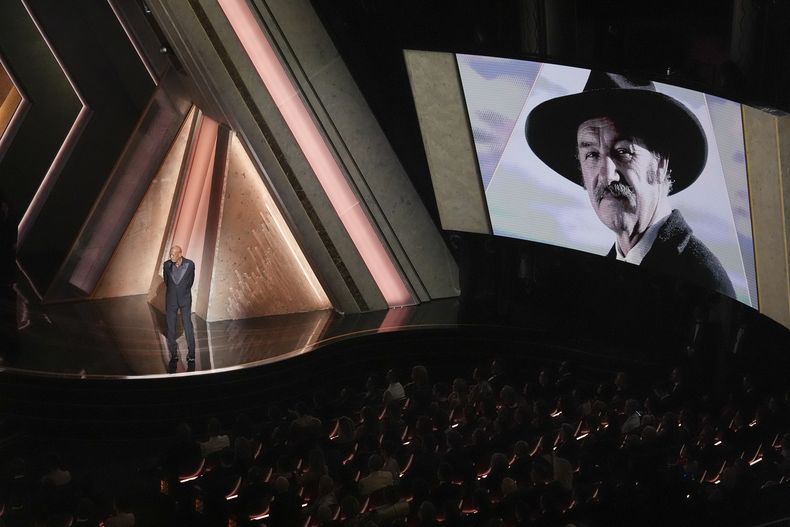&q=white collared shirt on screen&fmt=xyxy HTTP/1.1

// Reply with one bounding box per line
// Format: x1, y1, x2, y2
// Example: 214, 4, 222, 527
615, 213, 671, 265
